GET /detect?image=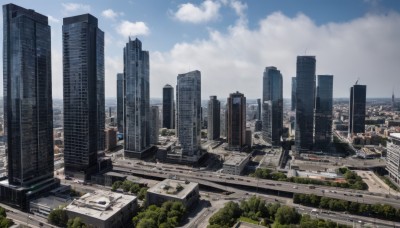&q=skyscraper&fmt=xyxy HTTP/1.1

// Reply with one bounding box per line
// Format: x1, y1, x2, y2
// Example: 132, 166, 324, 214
117, 73, 124, 133
349, 84, 366, 135
176, 71, 201, 161
262, 67, 283, 146
63, 14, 105, 179
124, 38, 150, 158
256, 98, 261, 120
295, 56, 316, 152
208, 96, 221, 140
291, 77, 296, 111
162, 84, 175, 129
2, 3, 59, 209
314, 75, 333, 152
150, 106, 160, 145
227, 92, 246, 150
